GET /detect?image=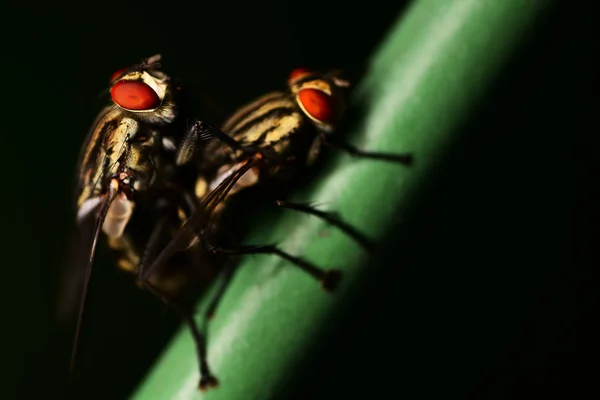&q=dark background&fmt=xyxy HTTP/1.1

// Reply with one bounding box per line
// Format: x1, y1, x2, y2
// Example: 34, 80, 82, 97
1, 1, 595, 399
